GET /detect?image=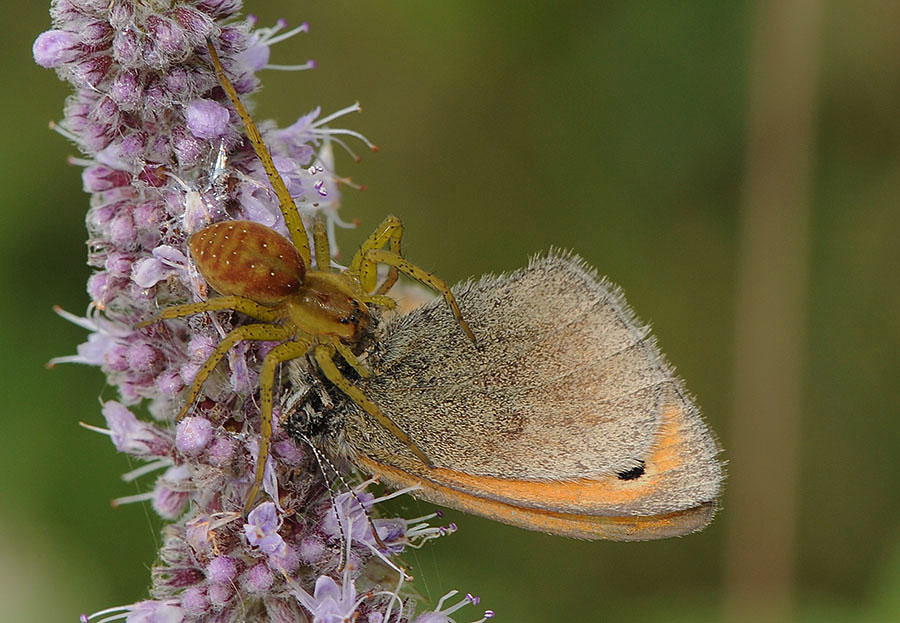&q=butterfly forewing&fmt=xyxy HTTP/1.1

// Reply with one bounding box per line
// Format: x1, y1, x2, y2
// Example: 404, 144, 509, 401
328, 251, 722, 532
